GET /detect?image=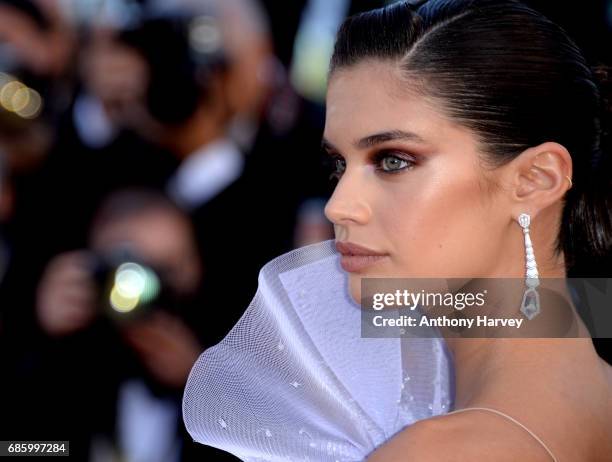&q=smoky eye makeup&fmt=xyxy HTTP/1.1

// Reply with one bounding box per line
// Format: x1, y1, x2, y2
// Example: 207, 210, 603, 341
370, 149, 419, 174
321, 146, 420, 181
